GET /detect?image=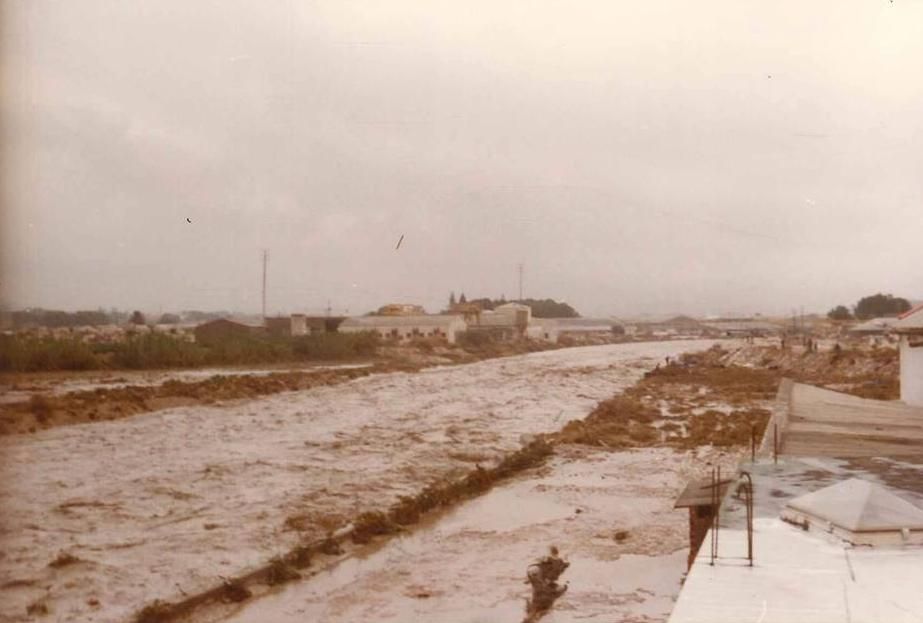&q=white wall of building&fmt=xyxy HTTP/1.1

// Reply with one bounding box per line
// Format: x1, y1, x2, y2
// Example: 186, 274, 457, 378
901, 335, 923, 406
340, 316, 466, 344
